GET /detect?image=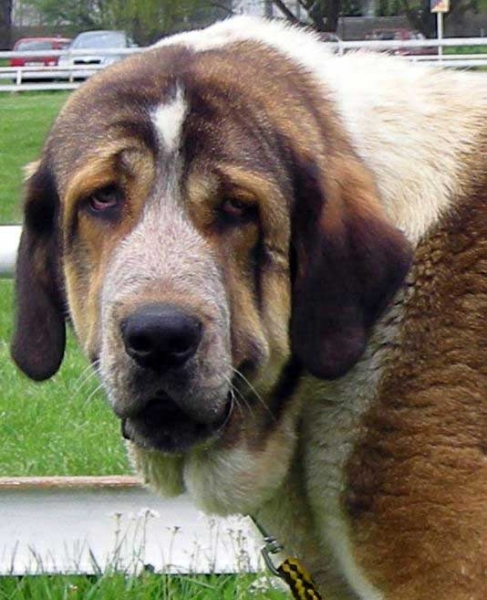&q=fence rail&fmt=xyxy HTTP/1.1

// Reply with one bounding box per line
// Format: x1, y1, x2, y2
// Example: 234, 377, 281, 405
338, 36, 487, 67
0, 38, 485, 92
0, 46, 141, 92
339, 36, 487, 50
